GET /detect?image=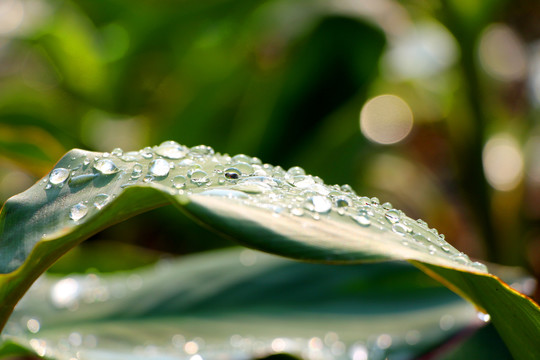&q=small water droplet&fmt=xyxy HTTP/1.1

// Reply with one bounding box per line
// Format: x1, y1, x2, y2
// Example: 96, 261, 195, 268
308, 195, 332, 214
93, 194, 111, 210
352, 214, 371, 227
131, 163, 143, 179
392, 222, 412, 235
69, 174, 97, 187
189, 169, 210, 185
49, 168, 70, 185
385, 209, 401, 224
441, 245, 451, 252
290, 207, 304, 216
334, 196, 352, 208
83, 158, 90, 166
452, 253, 470, 264
143, 175, 153, 183
155, 141, 187, 159
370, 197, 380, 205
287, 166, 305, 176
189, 145, 214, 157
416, 219, 428, 227
172, 175, 187, 189
224, 167, 241, 180
233, 162, 254, 176
111, 148, 123, 157
149, 158, 170, 177
93, 159, 119, 175
140, 147, 154, 159
70, 203, 88, 221
382, 202, 392, 210
341, 184, 355, 194
428, 245, 437, 254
